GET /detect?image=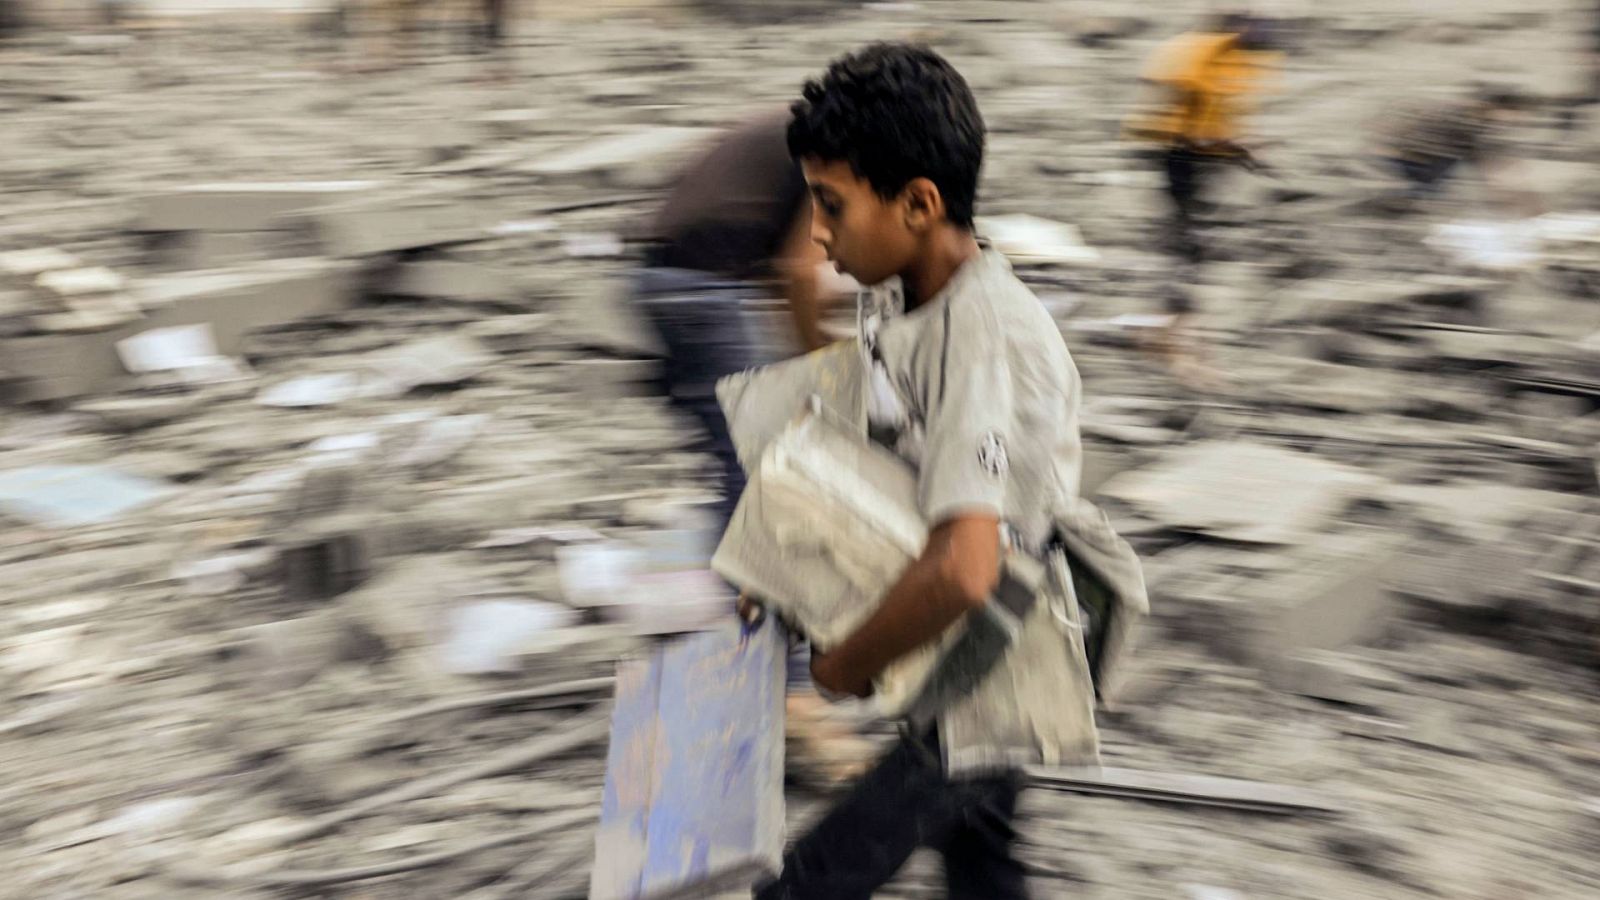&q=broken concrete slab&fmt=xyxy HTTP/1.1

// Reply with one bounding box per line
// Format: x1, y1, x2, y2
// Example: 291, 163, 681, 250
135, 181, 384, 232
170, 231, 280, 270
0, 258, 358, 403
294, 187, 500, 257
1100, 441, 1381, 544
226, 610, 369, 692
1270, 648, 1403, 706
74, 393, 202, 431
465, 313, 555, 354
518, 126, 715, 190
351, 333, 493, 393
336, 556, 479, 658
389, 259, 523, 306
1028, 765, 1340, 816
1162, 530, 1409, 669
